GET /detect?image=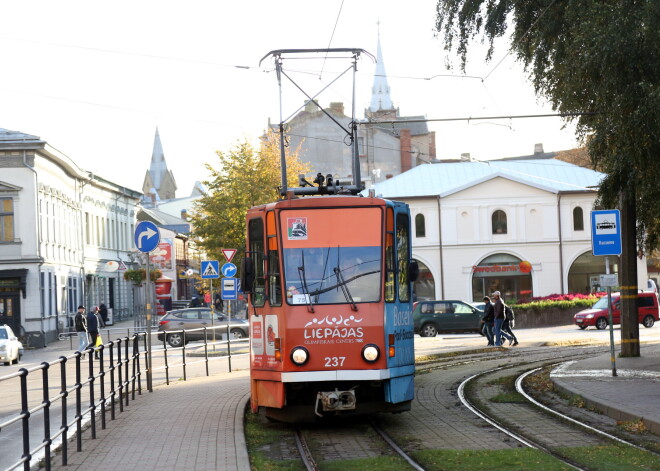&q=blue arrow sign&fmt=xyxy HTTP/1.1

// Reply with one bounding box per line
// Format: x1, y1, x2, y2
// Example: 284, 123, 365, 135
222, 262, 237, 277
591, 210, 622, 256
134, 221, 160, 253
221, 277, 238, 300
201, 260, 220, 279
